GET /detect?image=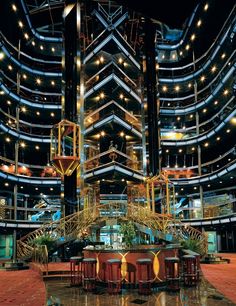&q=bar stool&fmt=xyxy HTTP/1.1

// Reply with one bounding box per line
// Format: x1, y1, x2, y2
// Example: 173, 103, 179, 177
182, 255, 197, 286
164, 257, 180, 291
70, 256, 83, 286
136, 258, 152, 295
82, 258, 97, 291
107, 259, 122, 294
